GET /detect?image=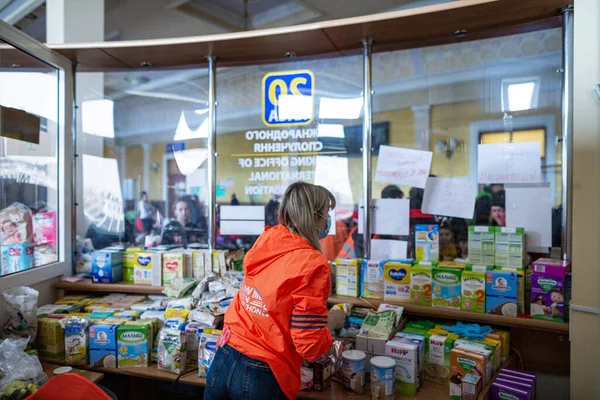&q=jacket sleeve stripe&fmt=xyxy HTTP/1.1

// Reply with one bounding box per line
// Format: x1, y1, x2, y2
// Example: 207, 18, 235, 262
291, 314, 328, 319
291, 324, 327, 330
291, 319, 327, 325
